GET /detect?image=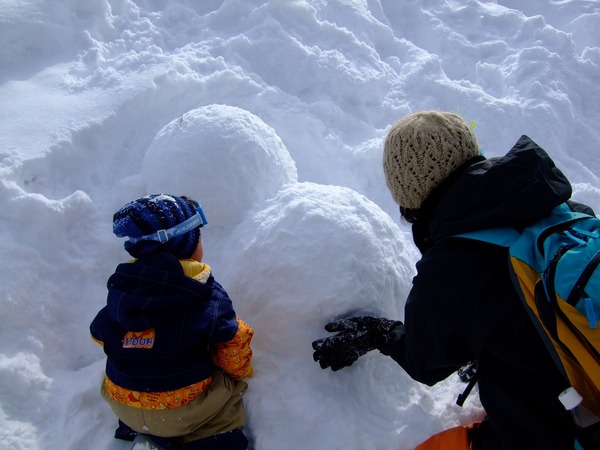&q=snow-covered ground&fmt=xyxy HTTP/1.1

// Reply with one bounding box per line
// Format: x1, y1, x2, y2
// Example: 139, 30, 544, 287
1, 1, 599, 449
